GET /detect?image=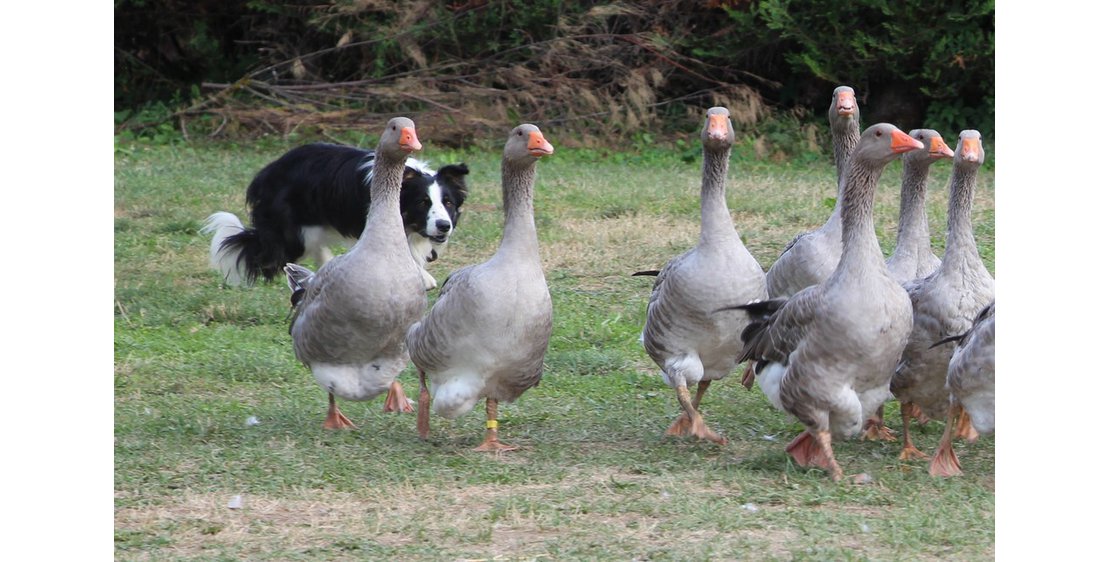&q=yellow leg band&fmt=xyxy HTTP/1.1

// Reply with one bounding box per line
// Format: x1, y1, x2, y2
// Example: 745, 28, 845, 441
486, 420, 498, 429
